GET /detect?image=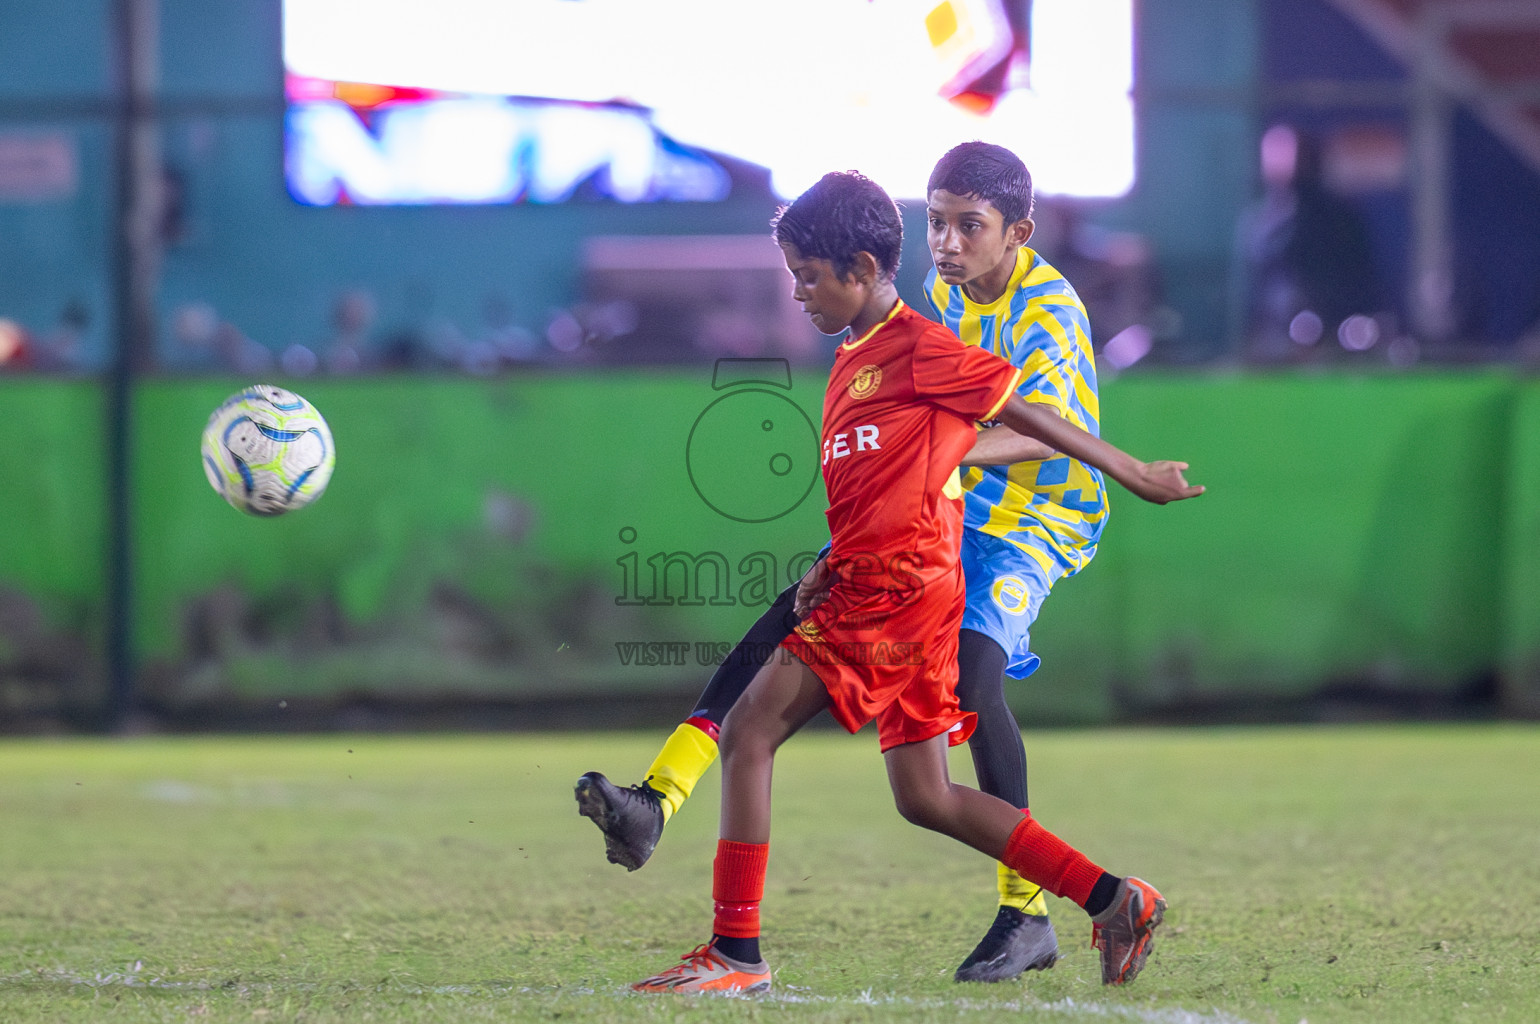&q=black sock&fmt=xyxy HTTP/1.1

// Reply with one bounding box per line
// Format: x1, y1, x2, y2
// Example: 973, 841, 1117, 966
692, 583, 800, 721
1084, 873, 1122, 918
956, 630, 1029, 809
711, 934, 761, 964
